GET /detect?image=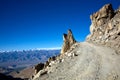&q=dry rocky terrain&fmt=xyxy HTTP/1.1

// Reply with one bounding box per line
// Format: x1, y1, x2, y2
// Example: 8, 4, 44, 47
33, 42, 120, 80
31, 4, 120, 80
